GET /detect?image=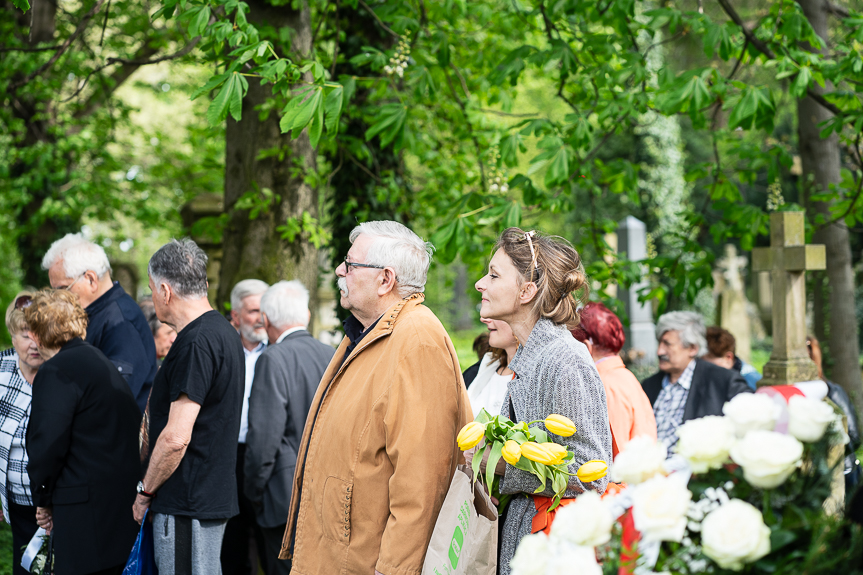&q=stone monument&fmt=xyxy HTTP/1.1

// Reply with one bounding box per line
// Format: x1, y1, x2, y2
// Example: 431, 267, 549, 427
752, 211, 825, 386
616, 216, 657, 365
715, 244, 752, 363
